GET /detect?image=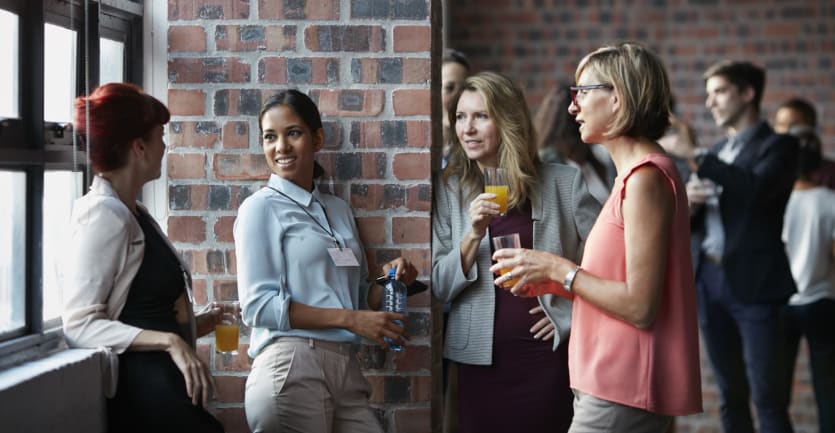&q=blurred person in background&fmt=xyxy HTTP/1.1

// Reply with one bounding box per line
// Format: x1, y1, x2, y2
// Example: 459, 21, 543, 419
780, 130, 835, 433
533, 84, 615, 204
773, 97, 835, 189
